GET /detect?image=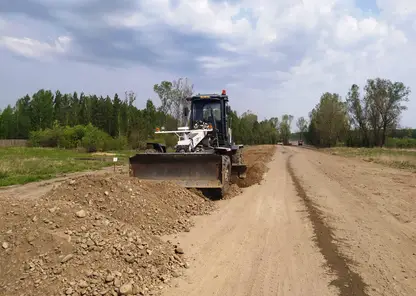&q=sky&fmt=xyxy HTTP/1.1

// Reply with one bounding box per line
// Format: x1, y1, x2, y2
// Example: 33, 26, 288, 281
1, 0, 416, 128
